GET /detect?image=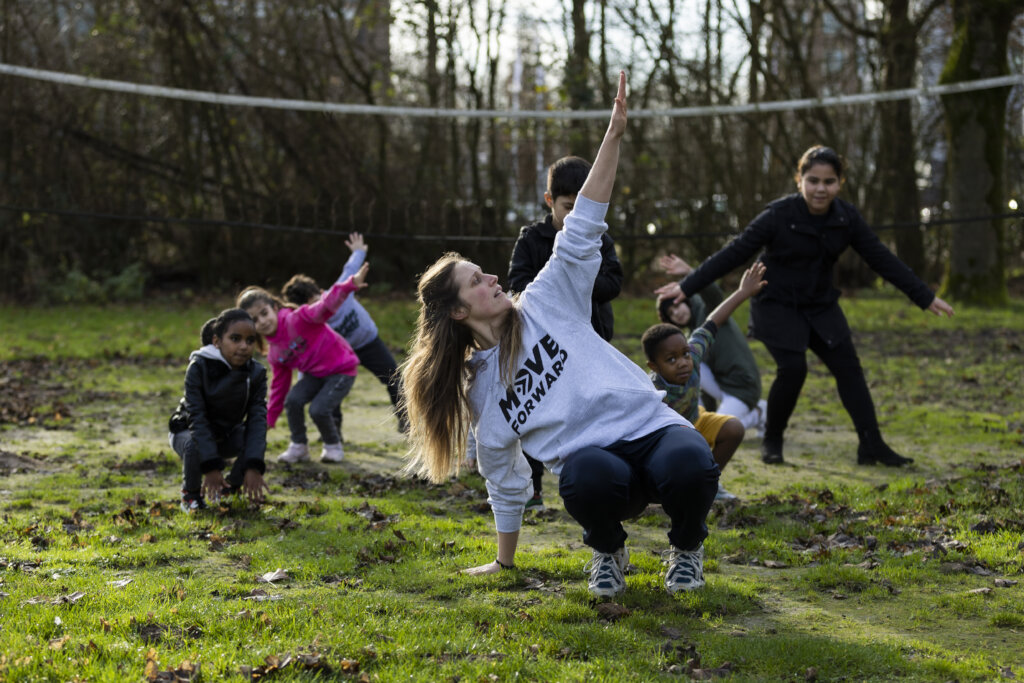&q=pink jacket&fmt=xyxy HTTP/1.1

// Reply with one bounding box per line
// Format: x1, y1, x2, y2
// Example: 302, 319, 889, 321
264, 279, 360, 427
